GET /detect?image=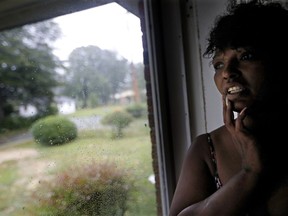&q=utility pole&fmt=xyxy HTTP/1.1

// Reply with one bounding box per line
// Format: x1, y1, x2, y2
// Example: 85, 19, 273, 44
130, 62, 140, 103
